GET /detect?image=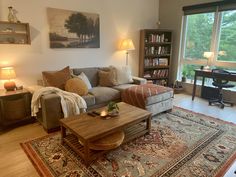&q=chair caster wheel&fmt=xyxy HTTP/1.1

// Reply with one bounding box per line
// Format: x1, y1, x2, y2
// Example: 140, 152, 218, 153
209, 102, 212, 106
220, 104, 224, 109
